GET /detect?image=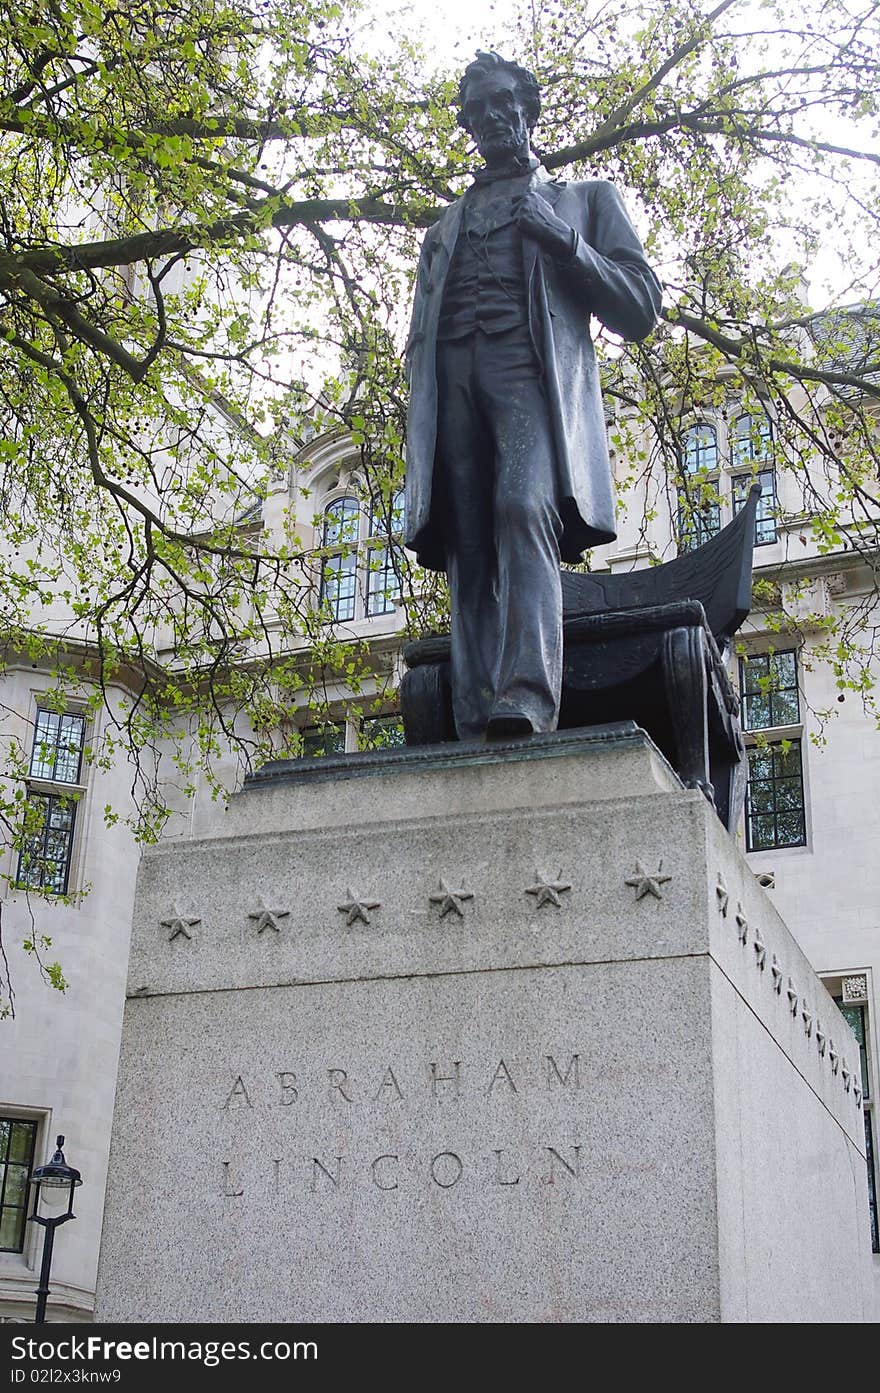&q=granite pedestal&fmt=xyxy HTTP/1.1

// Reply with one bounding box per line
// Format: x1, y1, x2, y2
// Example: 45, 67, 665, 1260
95, 723, 874, 1322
